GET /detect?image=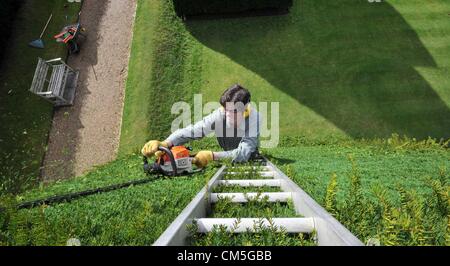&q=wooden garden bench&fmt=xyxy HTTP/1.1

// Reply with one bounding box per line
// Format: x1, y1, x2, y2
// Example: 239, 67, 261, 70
29, 58, 79, 106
